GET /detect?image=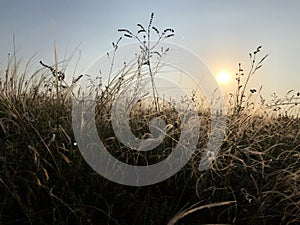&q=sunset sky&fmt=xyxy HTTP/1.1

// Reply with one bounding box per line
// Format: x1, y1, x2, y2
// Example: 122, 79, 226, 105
1, 0, 300, 102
